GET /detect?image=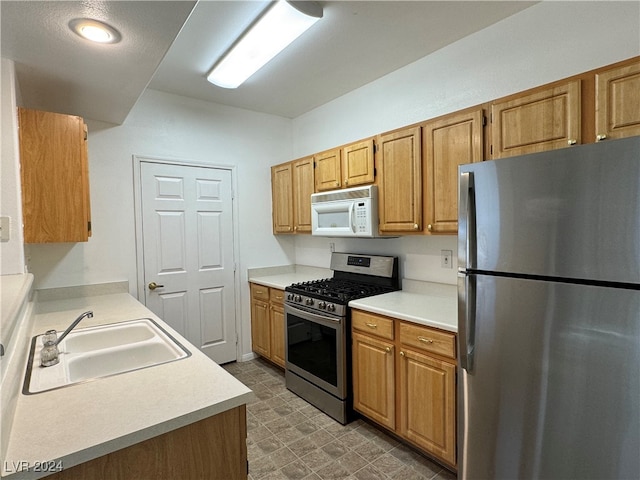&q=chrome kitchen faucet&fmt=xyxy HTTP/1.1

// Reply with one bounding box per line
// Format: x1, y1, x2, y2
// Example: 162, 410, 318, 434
40, 311, 93, 367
